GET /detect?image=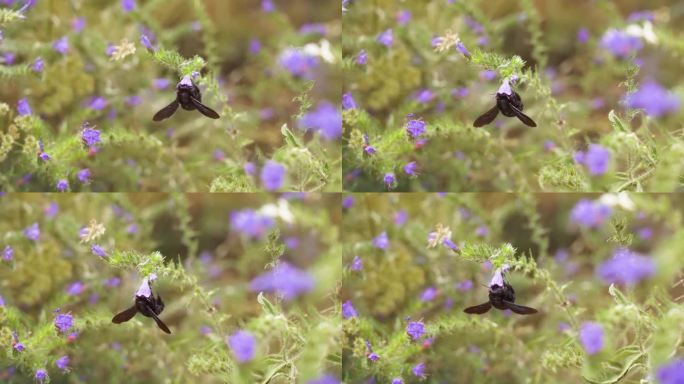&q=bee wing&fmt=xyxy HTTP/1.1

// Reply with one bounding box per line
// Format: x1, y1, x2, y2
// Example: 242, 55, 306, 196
190, 97, 220, 119
112, 305, 137, 323
464, 302, 492, 314
503, 301, 538, 315
509, 104, 537, 127
473, 105, 499, 127
143, 302, 171, 334
153, 99, 180, 122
